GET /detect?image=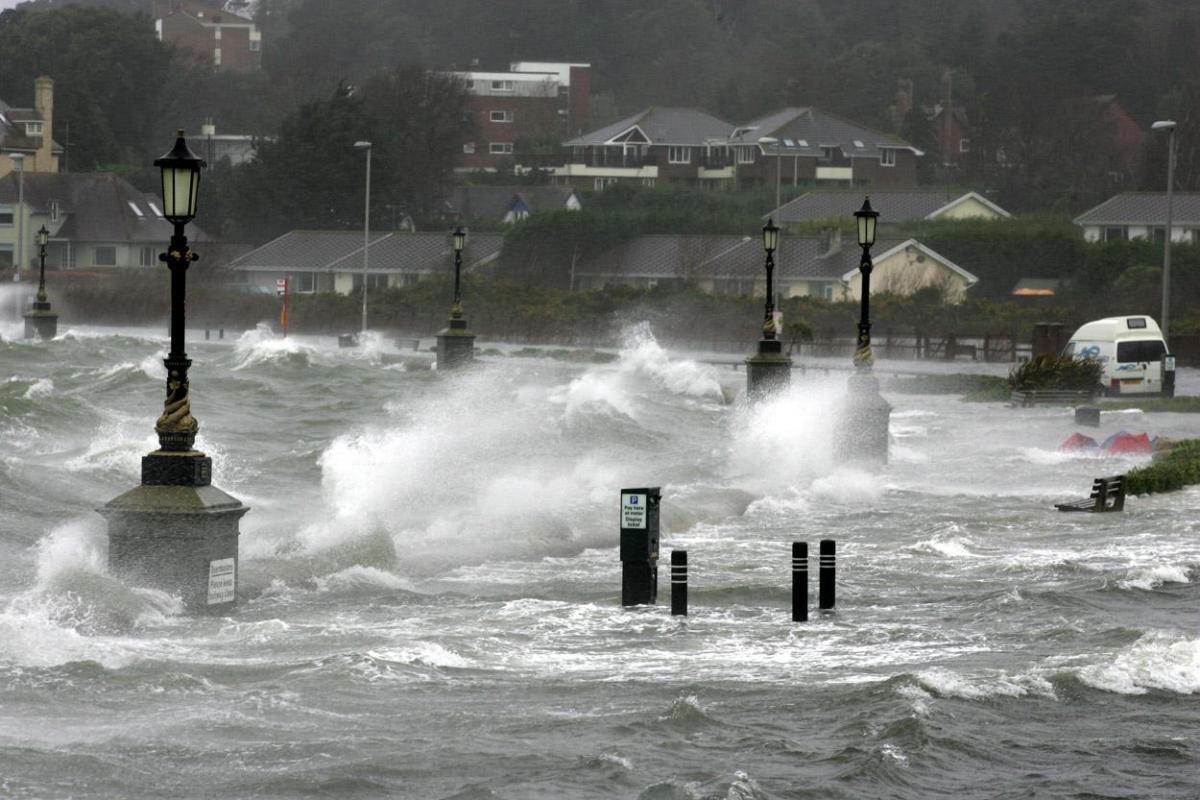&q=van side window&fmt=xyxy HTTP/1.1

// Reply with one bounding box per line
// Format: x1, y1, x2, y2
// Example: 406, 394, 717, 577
1116, 340, 1166, 362
1063, 342, 1076, 356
